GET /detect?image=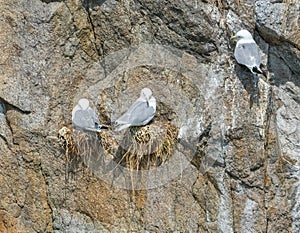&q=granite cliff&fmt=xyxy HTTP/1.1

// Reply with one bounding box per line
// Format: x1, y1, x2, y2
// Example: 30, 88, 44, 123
0, 0, 299, 232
